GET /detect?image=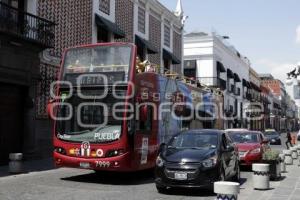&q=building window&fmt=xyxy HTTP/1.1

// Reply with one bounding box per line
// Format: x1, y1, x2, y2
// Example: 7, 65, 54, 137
164, 25, 170, 47
137, 45, 146, 61
99, 0, 110, 15
1, 0, 24, 10
184, 60, 196, 79
163, 58, 171, 72
138, 7, 146, 34
97, 28, 110, 43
